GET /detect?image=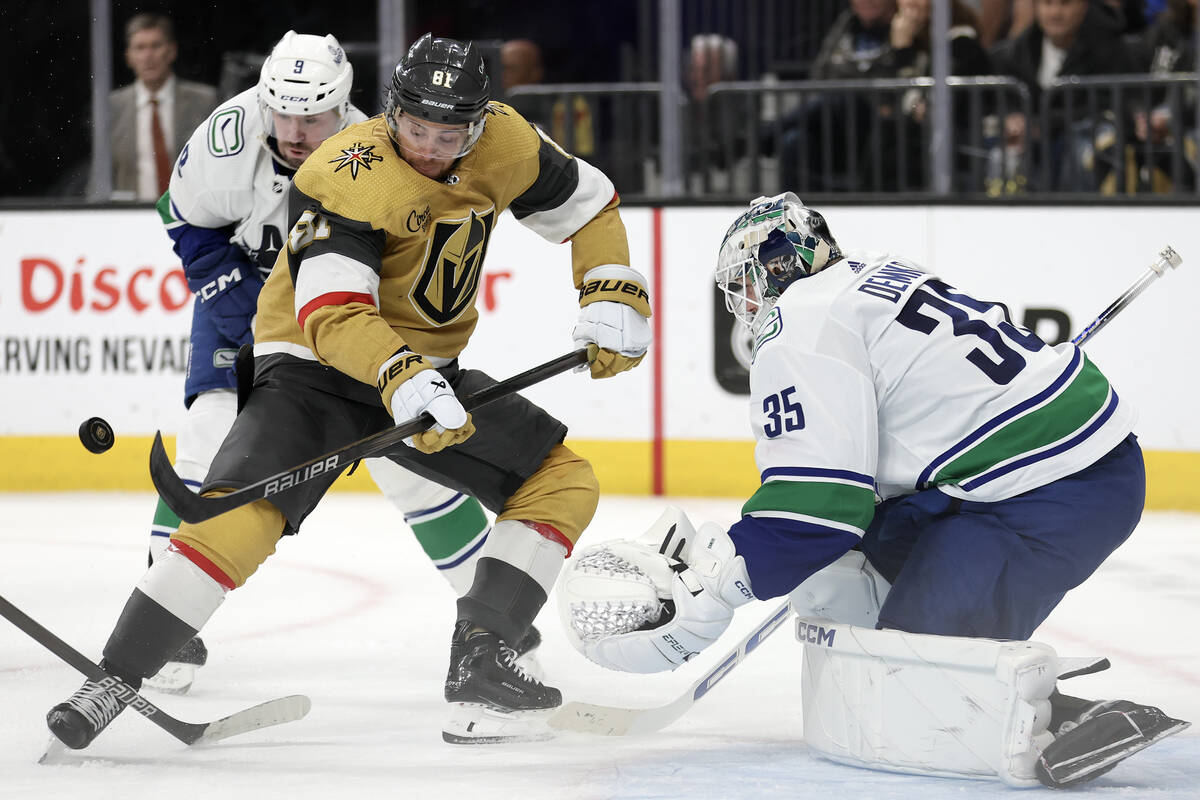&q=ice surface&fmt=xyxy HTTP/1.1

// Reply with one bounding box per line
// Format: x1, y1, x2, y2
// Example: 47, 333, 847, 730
1, 493, 1196, 799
